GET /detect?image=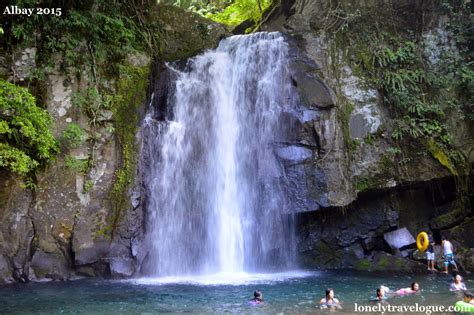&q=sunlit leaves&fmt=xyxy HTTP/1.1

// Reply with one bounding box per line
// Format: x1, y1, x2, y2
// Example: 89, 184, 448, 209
0, 79, 58, 175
